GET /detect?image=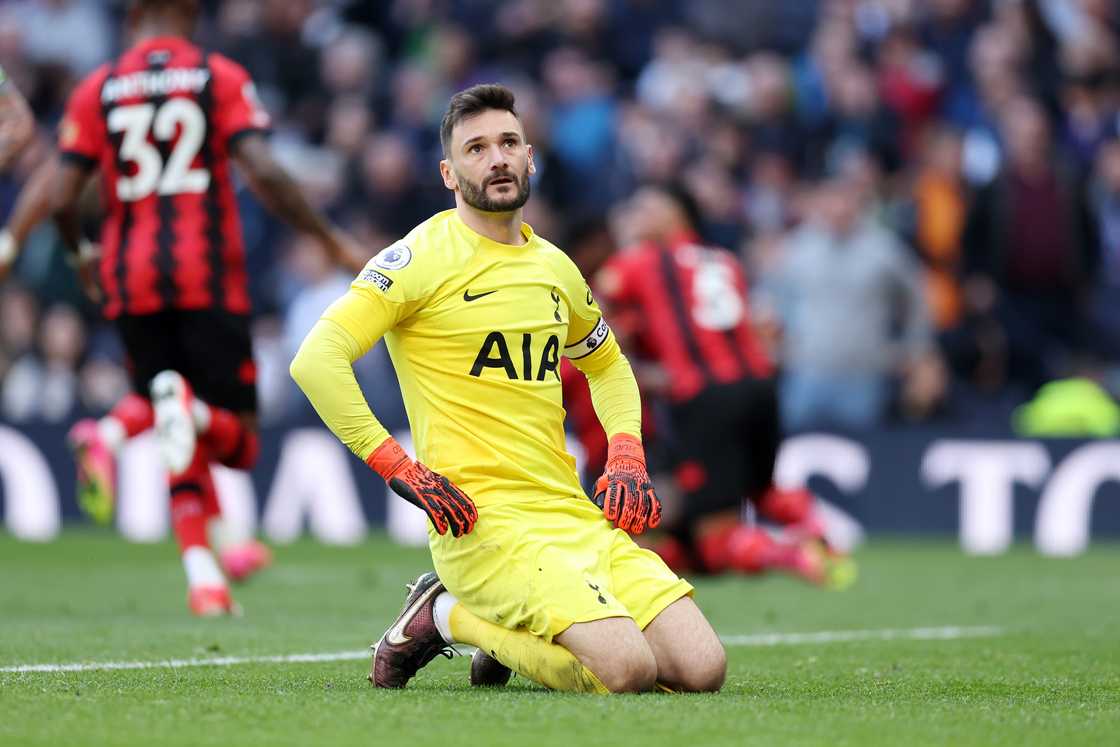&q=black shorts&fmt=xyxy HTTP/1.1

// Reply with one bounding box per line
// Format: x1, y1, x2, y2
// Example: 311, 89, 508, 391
668, 377, 781, 528
116, 309, 258, 414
